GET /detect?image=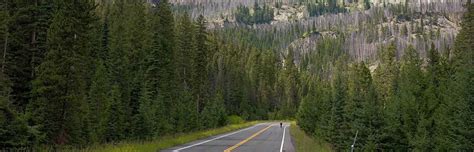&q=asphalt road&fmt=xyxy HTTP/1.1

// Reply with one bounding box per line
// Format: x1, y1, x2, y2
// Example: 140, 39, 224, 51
162, 123, 295, 152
